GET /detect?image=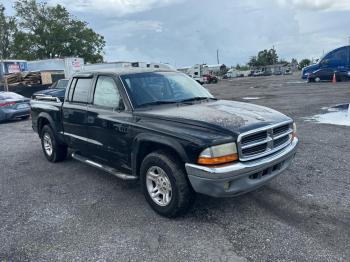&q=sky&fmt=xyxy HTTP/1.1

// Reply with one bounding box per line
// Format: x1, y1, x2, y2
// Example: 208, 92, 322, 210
2, 0, 350, 67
